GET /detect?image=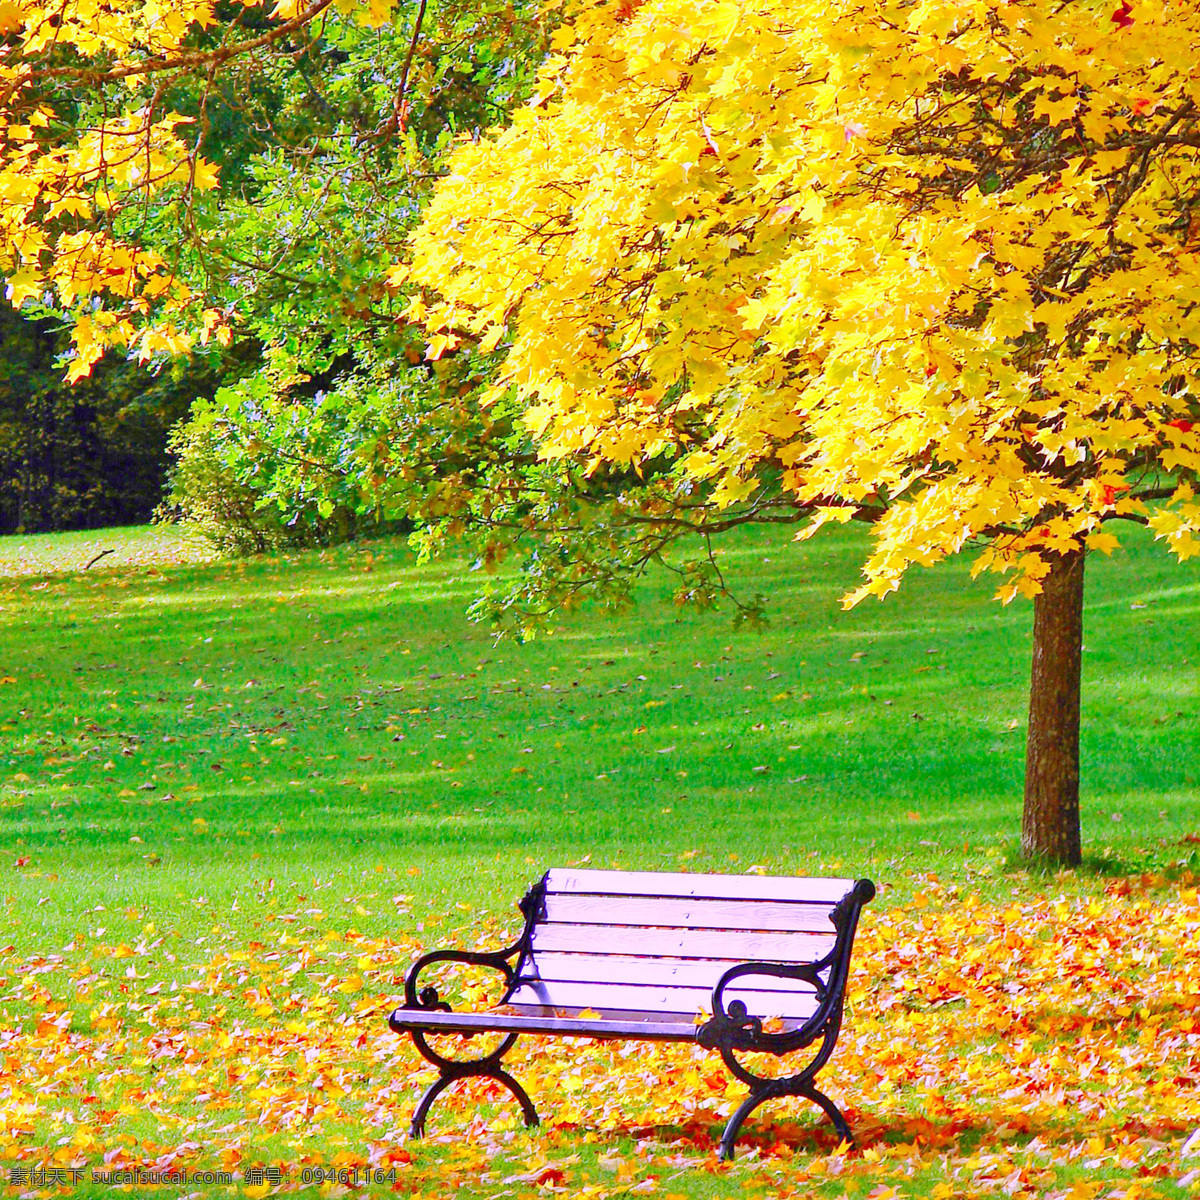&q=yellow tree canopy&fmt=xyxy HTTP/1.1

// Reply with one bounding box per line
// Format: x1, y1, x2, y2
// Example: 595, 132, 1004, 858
409, 0, 1200, 604
0, 0, 395, 379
